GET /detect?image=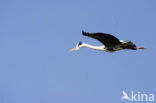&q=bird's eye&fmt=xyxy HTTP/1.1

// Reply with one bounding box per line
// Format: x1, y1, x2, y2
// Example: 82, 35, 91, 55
78, 42, 82, 45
